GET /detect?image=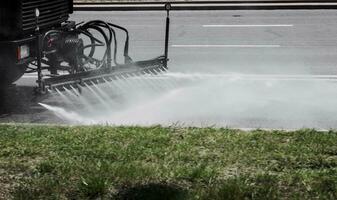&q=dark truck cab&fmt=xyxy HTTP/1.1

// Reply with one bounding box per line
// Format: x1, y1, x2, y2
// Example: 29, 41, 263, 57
0, 0, 73, 85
